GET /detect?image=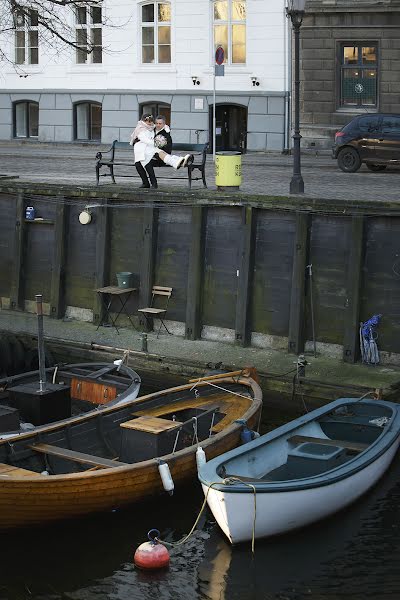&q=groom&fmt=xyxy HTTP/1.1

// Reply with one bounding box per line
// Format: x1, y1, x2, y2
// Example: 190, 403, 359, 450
135, 115, 172, 189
